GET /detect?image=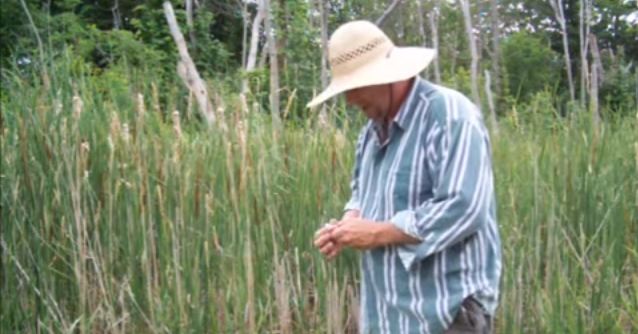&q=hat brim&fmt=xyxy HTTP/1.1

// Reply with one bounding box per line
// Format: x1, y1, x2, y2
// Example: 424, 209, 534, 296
307, 47, 437, 108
